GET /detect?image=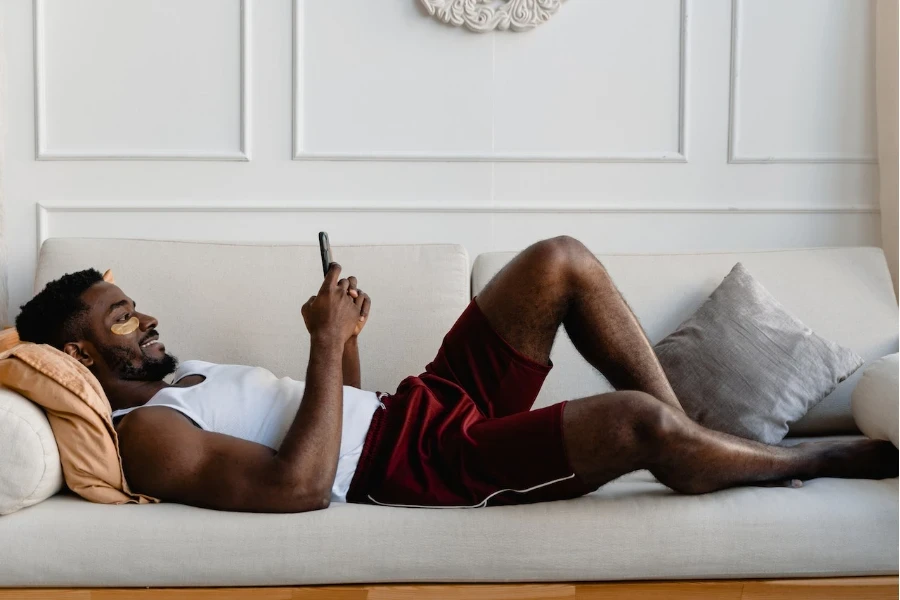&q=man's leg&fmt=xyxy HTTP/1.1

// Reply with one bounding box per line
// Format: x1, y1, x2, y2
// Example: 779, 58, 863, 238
475, 235, 684, 412
562, 391, 898, 493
